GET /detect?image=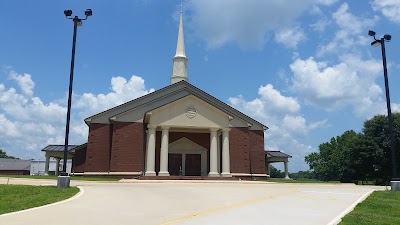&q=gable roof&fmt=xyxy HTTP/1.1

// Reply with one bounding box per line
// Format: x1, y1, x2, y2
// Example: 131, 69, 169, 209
85, 81, 268, 130
0, 158, 31, 171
